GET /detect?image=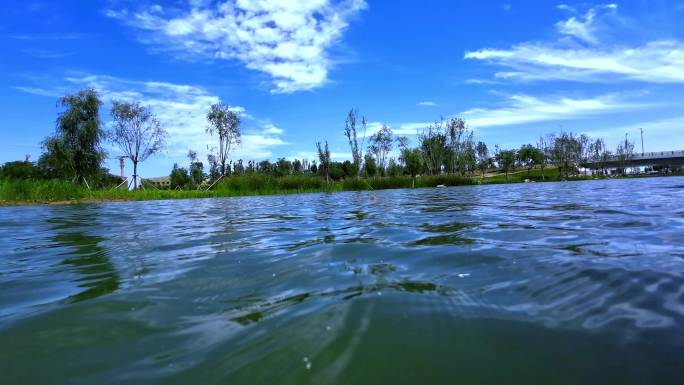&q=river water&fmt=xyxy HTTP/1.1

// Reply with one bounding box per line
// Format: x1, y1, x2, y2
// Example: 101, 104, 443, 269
1, 177, 683, 384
